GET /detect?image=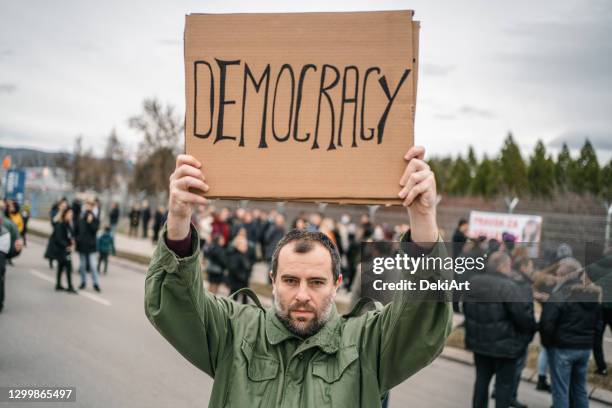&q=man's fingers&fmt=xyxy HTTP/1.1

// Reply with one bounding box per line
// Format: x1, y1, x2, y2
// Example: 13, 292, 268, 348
176, 154, 201, 169
171, 189, 208, 206
398, 170, 432, 199
404, 146, 425, 161
402, 180, 430, 207
399, 158, 430, 186
171, 164, 206, 183
177, 176, 209, 193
